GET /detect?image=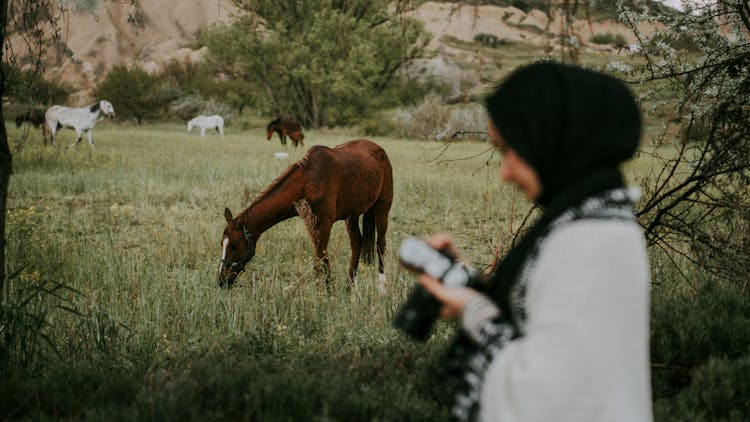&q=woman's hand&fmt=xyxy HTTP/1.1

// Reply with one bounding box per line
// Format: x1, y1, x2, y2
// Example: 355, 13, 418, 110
425, 233, 462, 261
418, 274, 482, 320
418, 233, 481, 320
